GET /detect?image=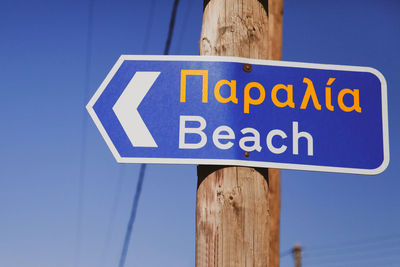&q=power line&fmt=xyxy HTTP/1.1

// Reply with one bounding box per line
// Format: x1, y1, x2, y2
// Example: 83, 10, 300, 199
280, 248, 293, 258
100, 1, 157, 264
304, 250, 400, 266
117, 1, 181, 266
303, 233, 400, 253
302, 234, 400, 266
175, 0, 194, 54
164, 0, 180, 55
303, 239, 400, 259
118, 164, 146, 267
75, 0, 94, 266
305, 244, 400, 260
142, 0, 156, 54
98, 1, 158, 265
99, 166, 125, 267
